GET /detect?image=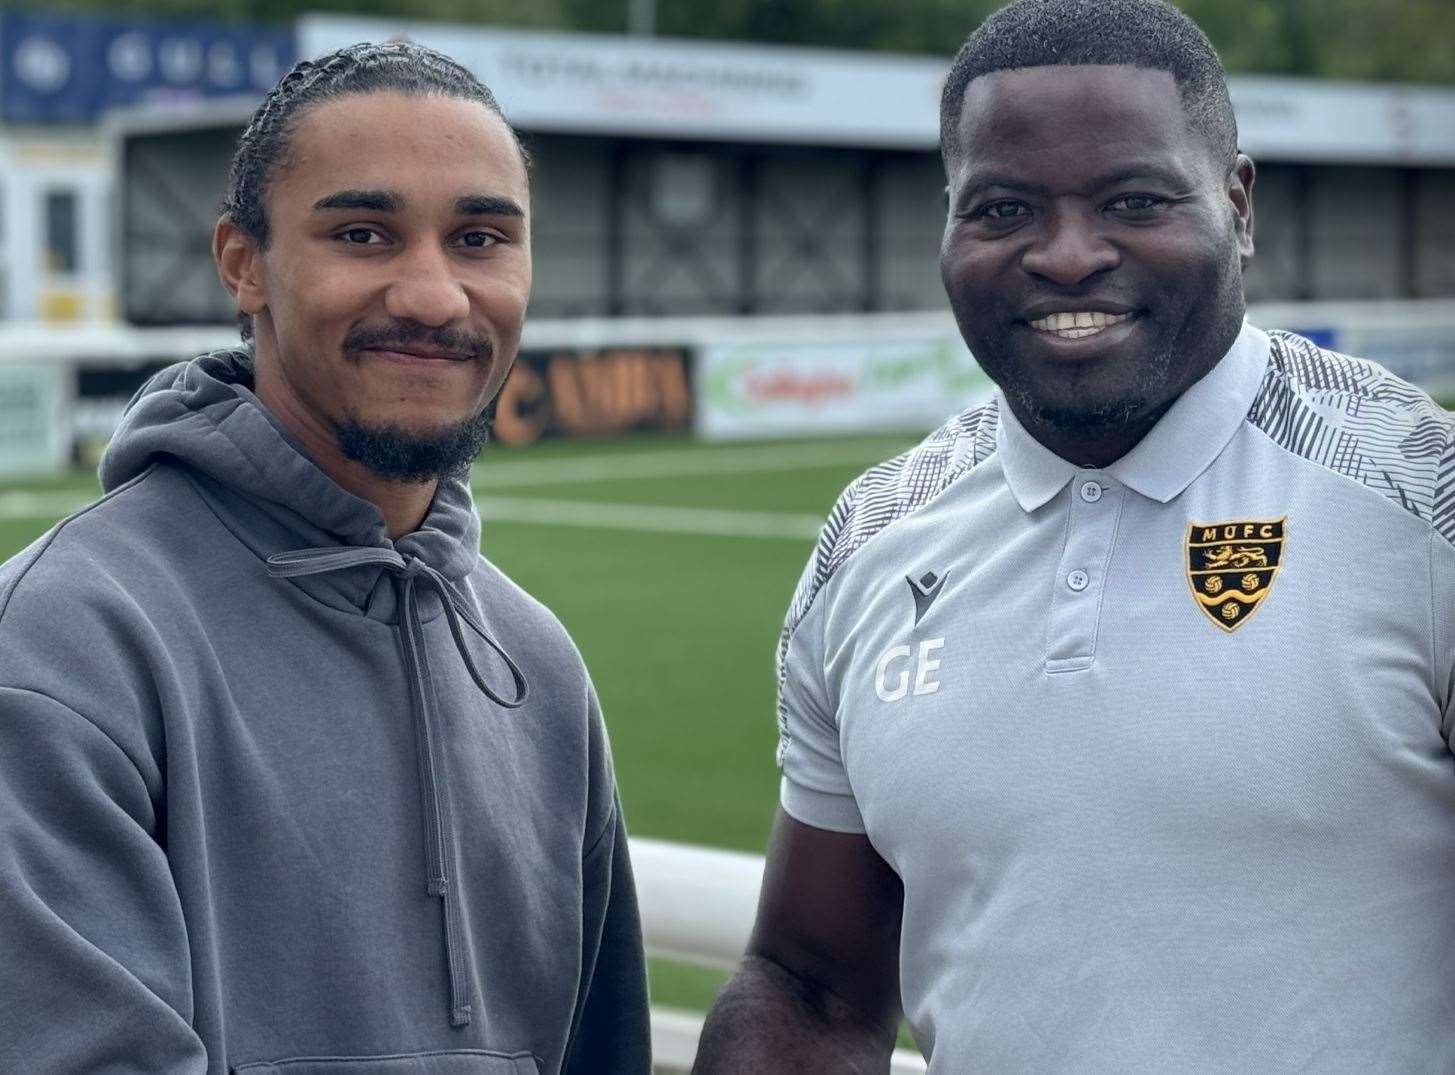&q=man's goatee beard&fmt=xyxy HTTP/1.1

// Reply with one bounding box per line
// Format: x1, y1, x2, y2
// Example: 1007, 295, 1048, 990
337, 409, 493, 483
1025, 391, 1148, 440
